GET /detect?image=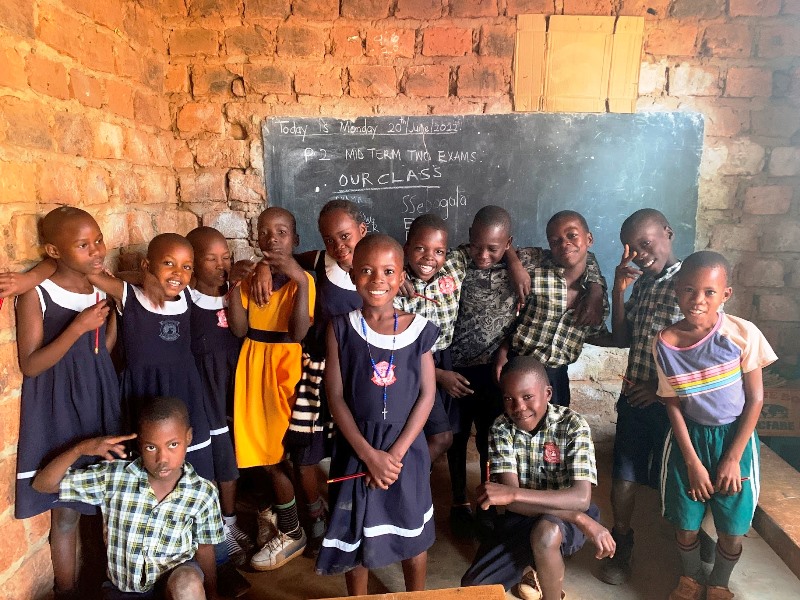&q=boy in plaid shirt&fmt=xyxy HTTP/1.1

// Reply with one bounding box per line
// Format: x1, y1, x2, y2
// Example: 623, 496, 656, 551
461, 356, 614, 599
34, 397, 223, 600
